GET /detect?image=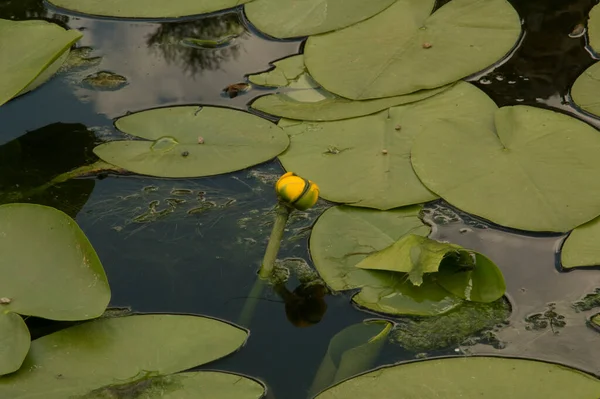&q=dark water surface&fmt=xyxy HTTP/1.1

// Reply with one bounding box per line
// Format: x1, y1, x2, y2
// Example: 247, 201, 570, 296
3, 0, 600, 397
